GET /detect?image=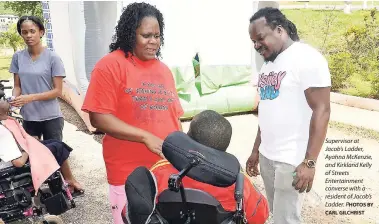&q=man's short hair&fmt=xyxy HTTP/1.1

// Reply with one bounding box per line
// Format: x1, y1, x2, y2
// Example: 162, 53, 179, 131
187, 110, 232, 152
